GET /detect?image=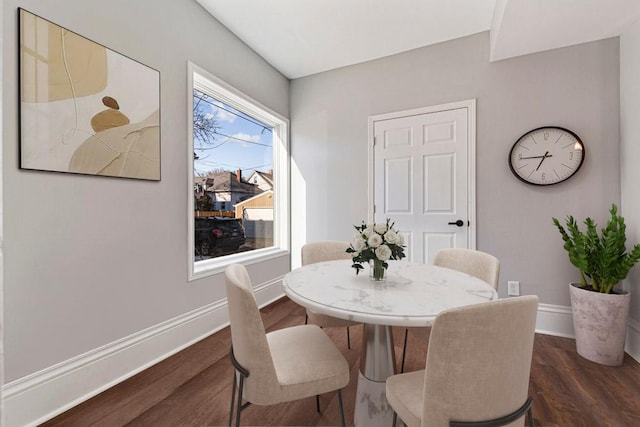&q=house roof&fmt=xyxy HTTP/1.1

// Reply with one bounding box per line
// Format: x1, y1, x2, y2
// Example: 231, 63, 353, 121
195, 172, 260, 194
248, 170, 273, 187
